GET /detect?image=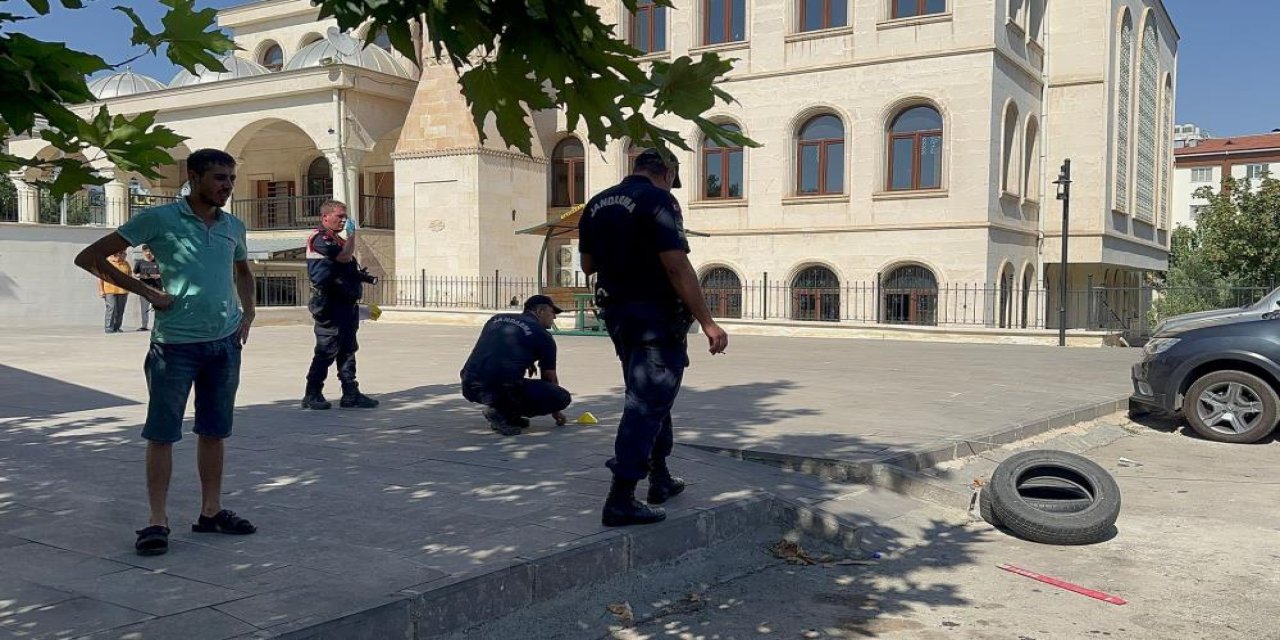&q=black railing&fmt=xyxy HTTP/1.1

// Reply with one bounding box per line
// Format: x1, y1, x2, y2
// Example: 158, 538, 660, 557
255, 273, 305, 307
129, 194, 180, 217
361, 195, 395, 229
230, 195, 331, 231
